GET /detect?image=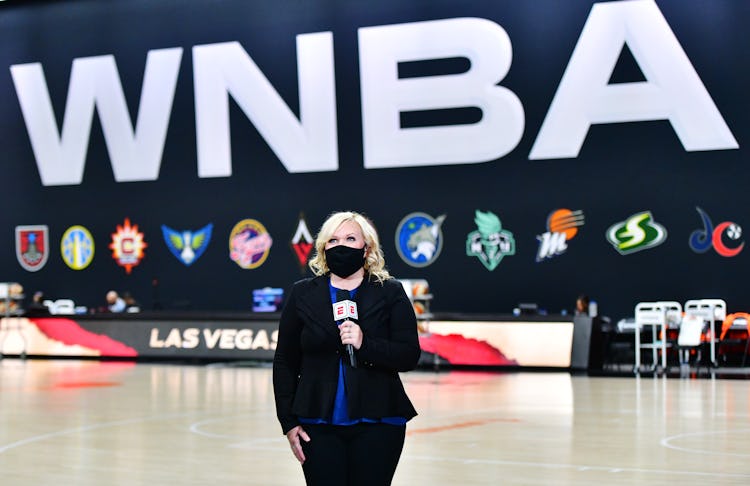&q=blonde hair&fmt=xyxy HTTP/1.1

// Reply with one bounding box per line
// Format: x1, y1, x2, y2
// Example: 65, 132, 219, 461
309, 211, 391, 283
